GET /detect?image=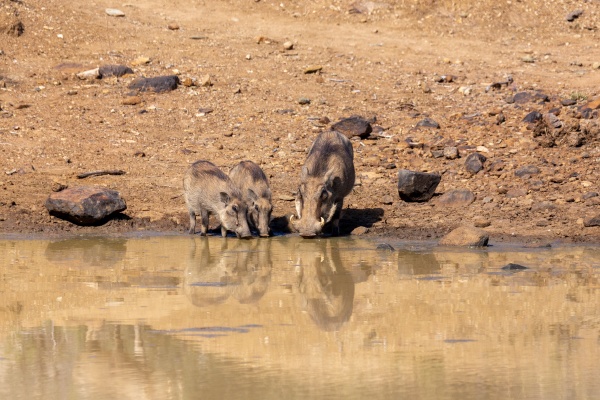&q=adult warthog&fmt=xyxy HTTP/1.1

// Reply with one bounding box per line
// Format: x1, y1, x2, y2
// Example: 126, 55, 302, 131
291, 131, 355, 237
